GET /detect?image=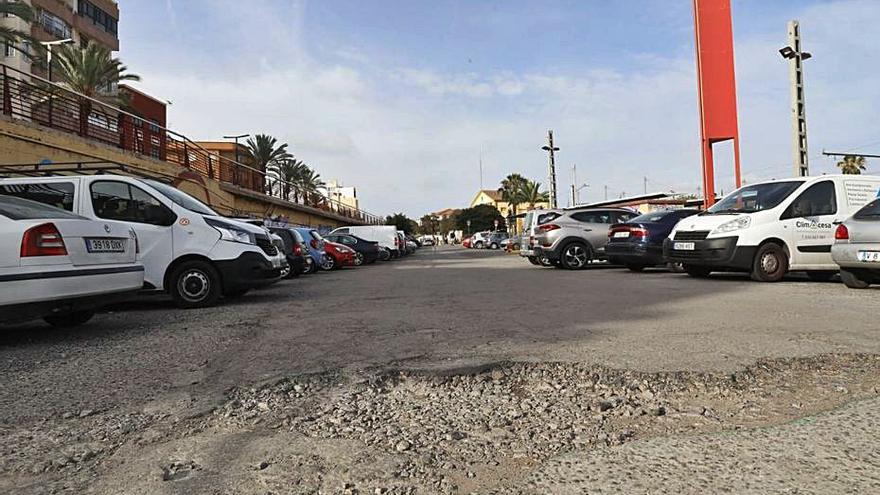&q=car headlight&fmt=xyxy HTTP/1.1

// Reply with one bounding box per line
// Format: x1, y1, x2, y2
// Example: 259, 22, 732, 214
205, 218, 255, 244
712, 216, 751, 235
